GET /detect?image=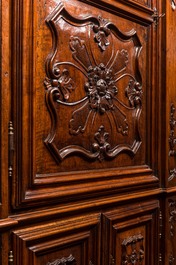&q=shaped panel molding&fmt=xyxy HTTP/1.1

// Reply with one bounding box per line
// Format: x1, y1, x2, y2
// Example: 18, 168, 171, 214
44, 1, 143, 163
11, 0, 158, 208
